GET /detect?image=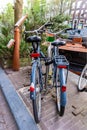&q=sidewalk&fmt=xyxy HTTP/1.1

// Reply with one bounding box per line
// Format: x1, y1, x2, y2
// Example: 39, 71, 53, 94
0, 66, 87, 130
0, 89, 18, 130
